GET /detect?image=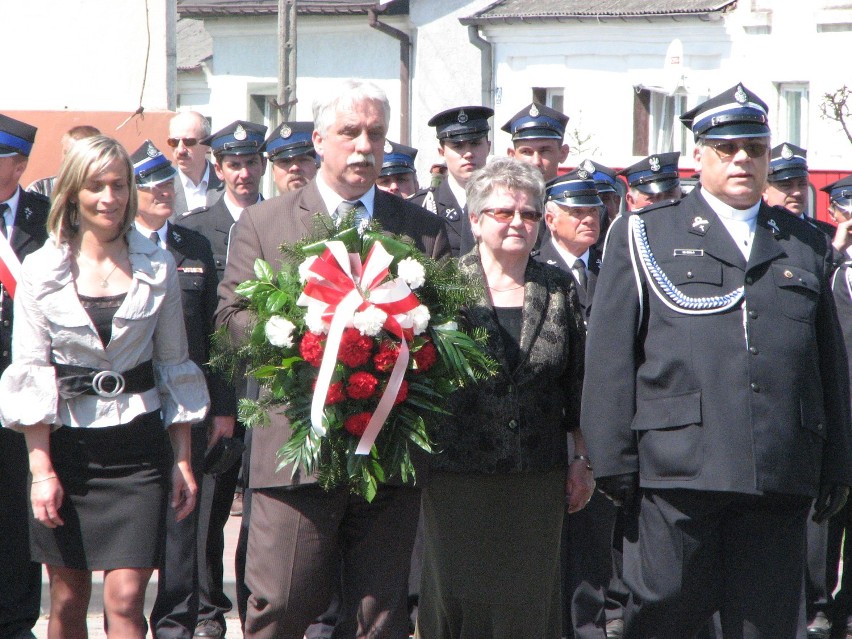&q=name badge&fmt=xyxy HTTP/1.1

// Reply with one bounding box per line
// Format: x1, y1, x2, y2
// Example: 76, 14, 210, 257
673, 249, 704, 257
178, 266, 205, 274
